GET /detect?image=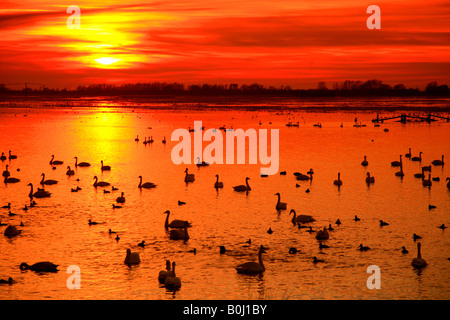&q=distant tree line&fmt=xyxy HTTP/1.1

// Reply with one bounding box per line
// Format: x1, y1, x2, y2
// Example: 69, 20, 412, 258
0, 80, 449, 97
